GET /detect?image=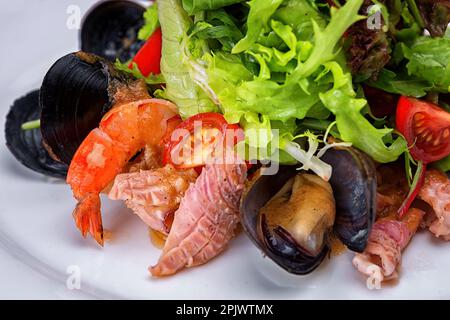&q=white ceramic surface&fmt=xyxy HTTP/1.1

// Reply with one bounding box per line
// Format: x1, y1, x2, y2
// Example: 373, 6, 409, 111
0, 0, 448, 300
